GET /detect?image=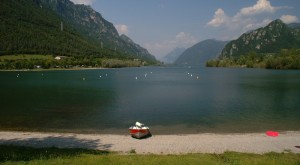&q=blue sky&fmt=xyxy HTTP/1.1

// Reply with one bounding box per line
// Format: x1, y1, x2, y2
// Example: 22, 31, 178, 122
70, 0, 300, 59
